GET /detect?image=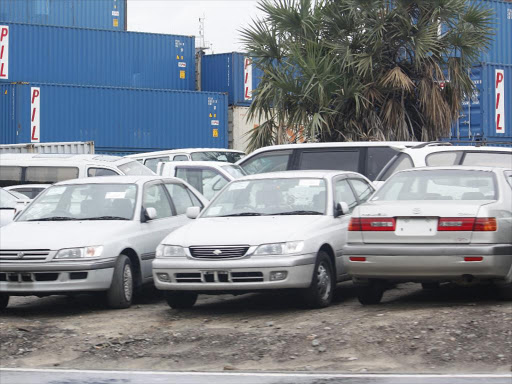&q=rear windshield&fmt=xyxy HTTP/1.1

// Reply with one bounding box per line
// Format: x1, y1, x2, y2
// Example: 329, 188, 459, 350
191, 151, 244, 163
118, 161, 154, 175
373, 170, 497, 201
